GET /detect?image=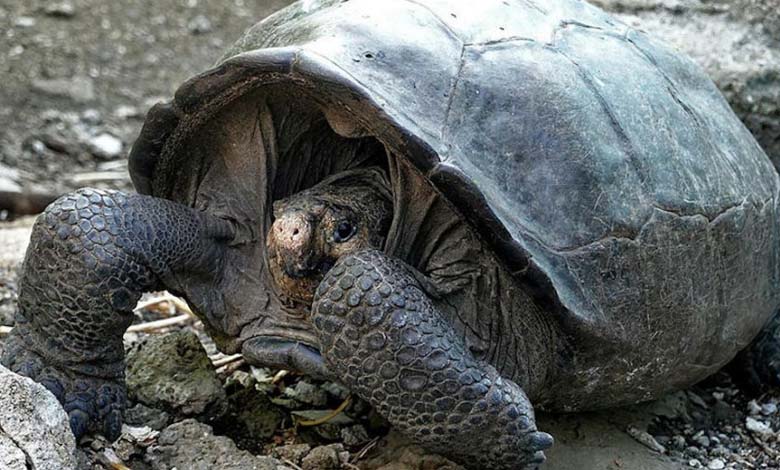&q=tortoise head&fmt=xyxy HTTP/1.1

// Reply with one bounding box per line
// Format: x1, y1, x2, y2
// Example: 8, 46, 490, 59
266, 171, 393, 306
